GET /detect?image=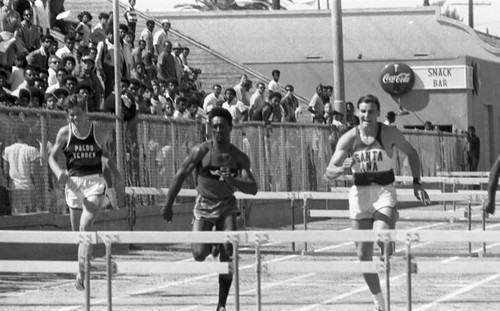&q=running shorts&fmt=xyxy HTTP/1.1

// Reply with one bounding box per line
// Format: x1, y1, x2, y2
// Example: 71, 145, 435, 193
193, 195, 237, 223
65, 174, 107, 209
348, 184, 397, 220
